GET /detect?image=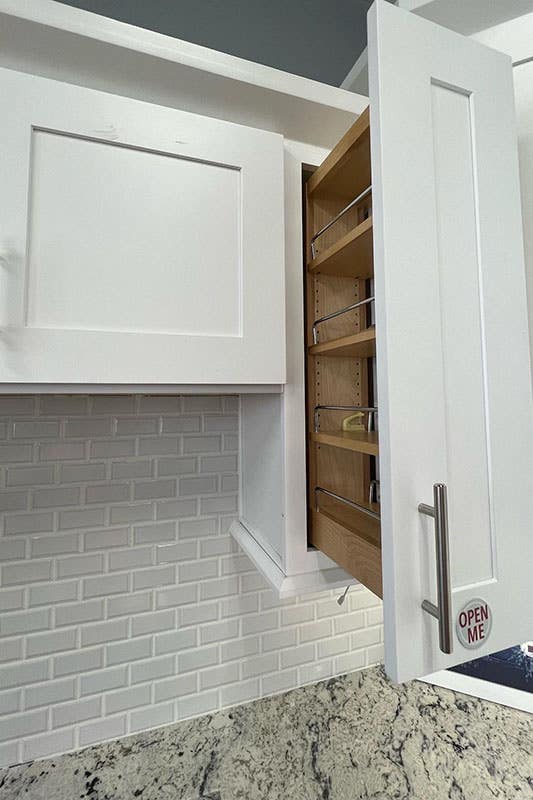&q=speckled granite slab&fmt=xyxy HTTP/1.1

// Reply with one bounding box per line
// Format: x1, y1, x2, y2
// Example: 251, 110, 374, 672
1, 666, 531, 799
